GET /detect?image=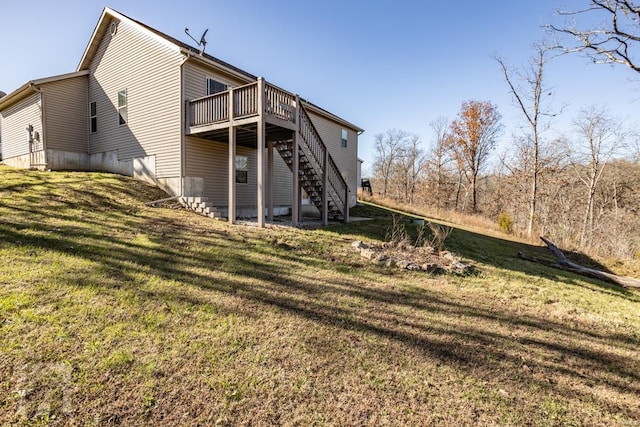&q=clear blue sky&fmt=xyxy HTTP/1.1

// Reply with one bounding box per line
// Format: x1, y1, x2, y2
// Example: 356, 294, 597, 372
2, 1, 639, 173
